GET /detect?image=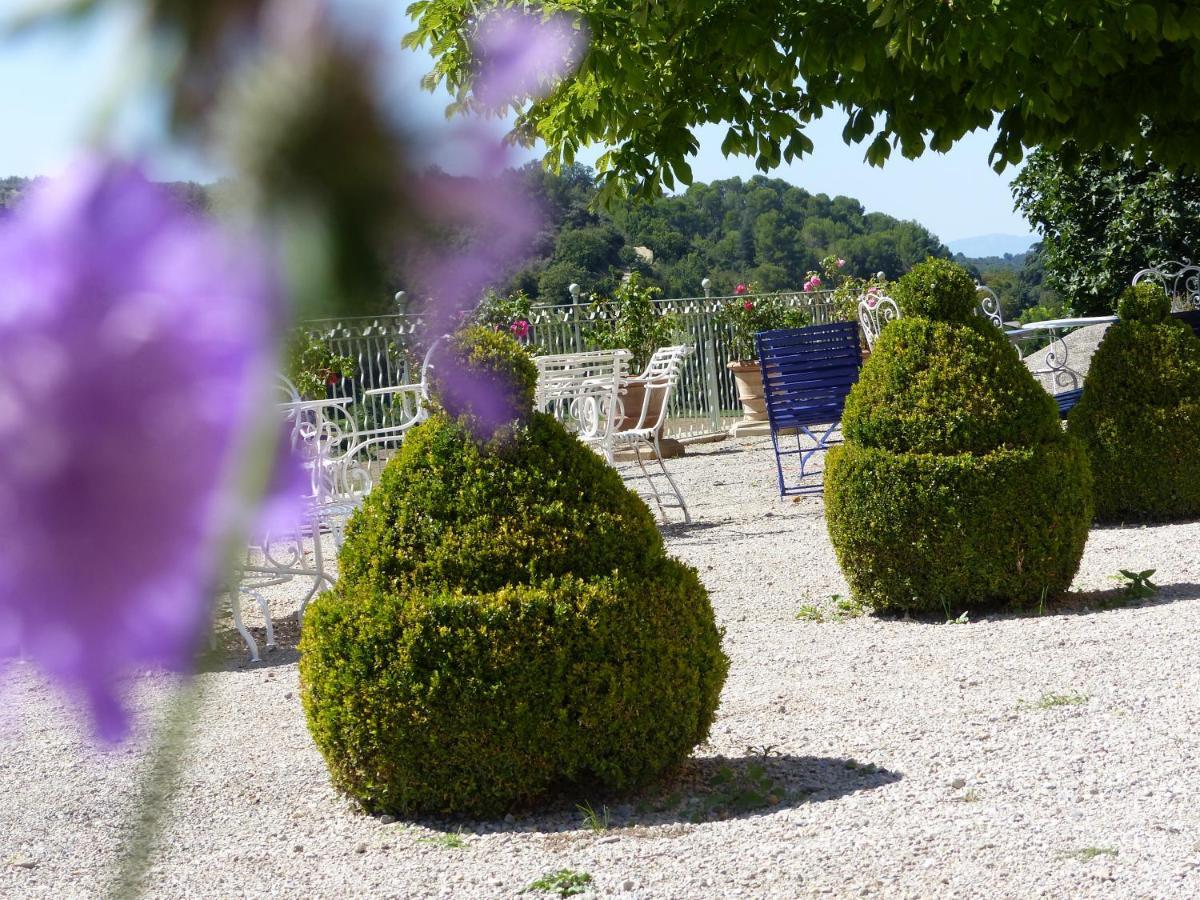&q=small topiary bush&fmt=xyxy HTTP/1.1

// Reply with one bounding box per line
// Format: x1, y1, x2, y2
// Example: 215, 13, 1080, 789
1068, 284, 1200, 522
300, 331, 728, 817
825, 258, 1093, 614
888, 256, 979, 324
426, 325, 539, 427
